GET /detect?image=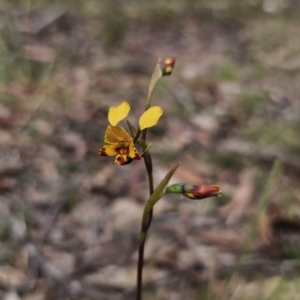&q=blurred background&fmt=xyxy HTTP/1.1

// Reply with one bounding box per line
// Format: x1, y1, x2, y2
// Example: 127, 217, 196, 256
1, 0, 300, 299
